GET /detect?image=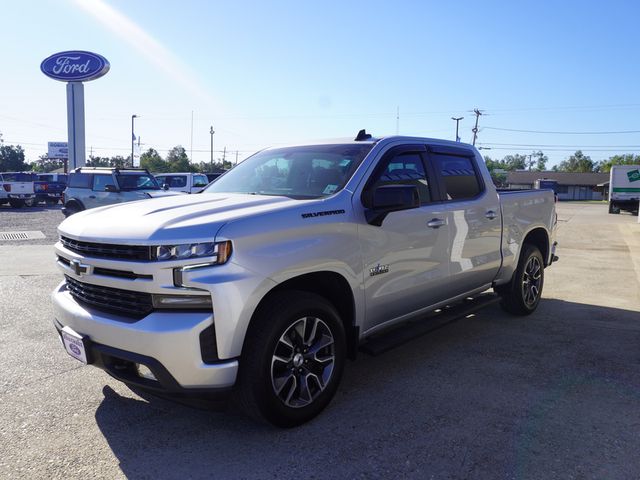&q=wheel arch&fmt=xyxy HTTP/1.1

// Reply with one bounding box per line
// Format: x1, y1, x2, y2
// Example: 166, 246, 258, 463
522, 227, 550, 266
245, 271, 359, 360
